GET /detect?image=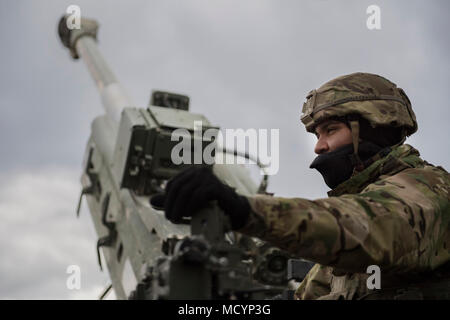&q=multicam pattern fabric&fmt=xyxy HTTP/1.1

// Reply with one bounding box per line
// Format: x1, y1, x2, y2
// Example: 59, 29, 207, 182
238, 144, 450, 299
300, 73, 418, 136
